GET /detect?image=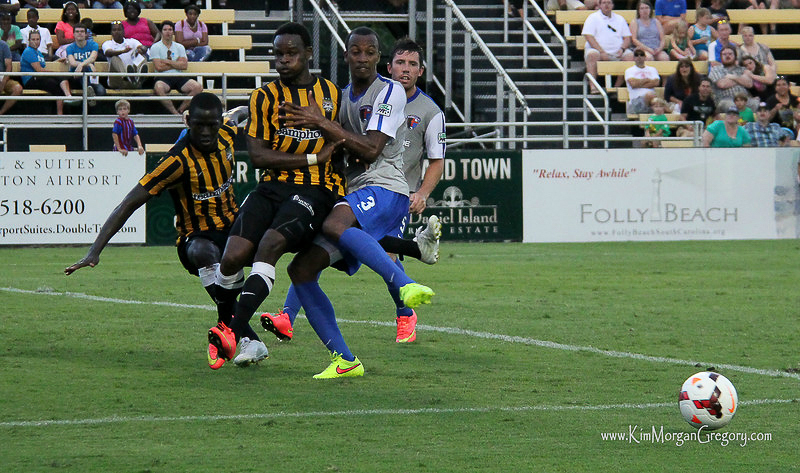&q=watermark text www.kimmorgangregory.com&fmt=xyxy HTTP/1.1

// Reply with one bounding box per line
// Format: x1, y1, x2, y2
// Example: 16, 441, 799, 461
600, 425, 772, 446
